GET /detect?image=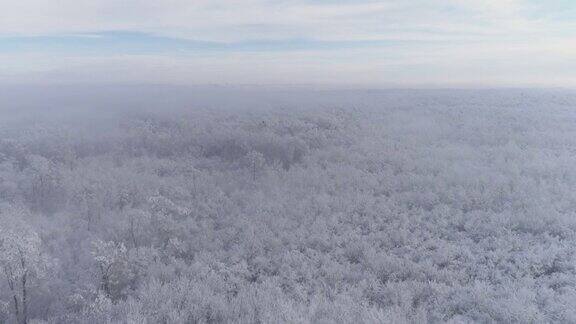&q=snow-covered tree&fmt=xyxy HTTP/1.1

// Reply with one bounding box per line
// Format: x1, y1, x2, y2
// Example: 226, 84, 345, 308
0, 89, 575, 322
245, 151, 265, 181
91, 240, 134, 301
0, 207, 49, 324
